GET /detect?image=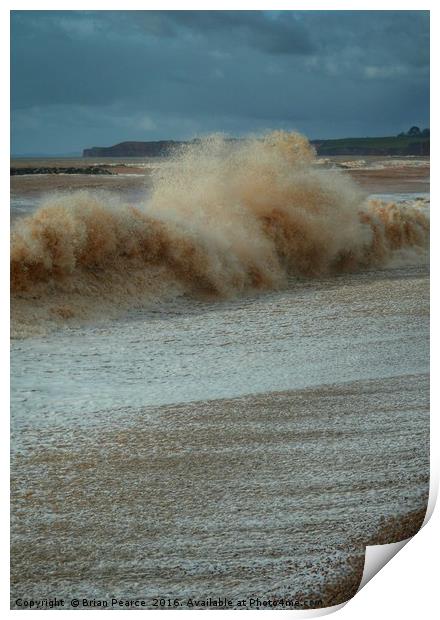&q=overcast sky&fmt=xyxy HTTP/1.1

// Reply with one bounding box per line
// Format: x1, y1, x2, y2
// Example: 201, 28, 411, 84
11, 10, 429, 155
